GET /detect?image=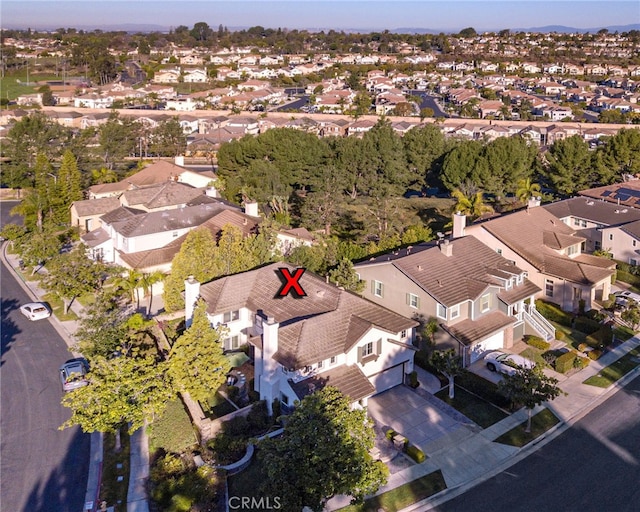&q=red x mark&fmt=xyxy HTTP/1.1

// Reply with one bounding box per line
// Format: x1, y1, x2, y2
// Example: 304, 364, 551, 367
276, 267, 307, 297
